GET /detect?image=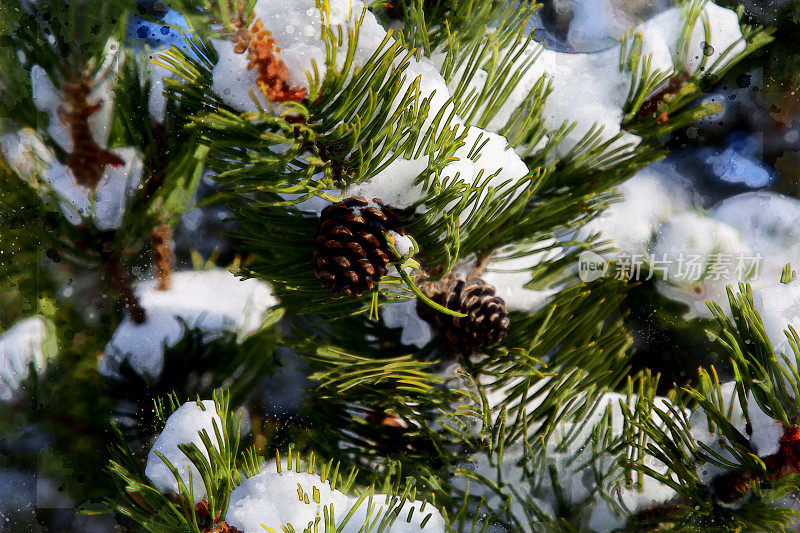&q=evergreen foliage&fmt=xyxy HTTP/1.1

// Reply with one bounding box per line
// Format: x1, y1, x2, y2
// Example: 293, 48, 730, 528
2, 0, 798, 531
